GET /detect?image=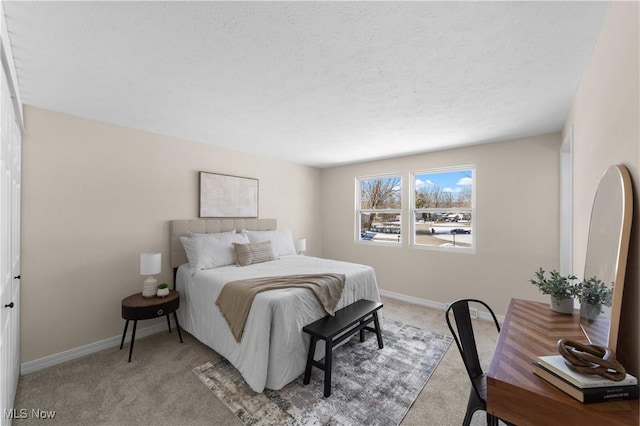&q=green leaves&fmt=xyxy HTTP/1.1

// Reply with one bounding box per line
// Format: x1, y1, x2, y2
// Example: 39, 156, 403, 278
578, 277, 613, 313
529, 268, 613, 313
529, 268, 579, 303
